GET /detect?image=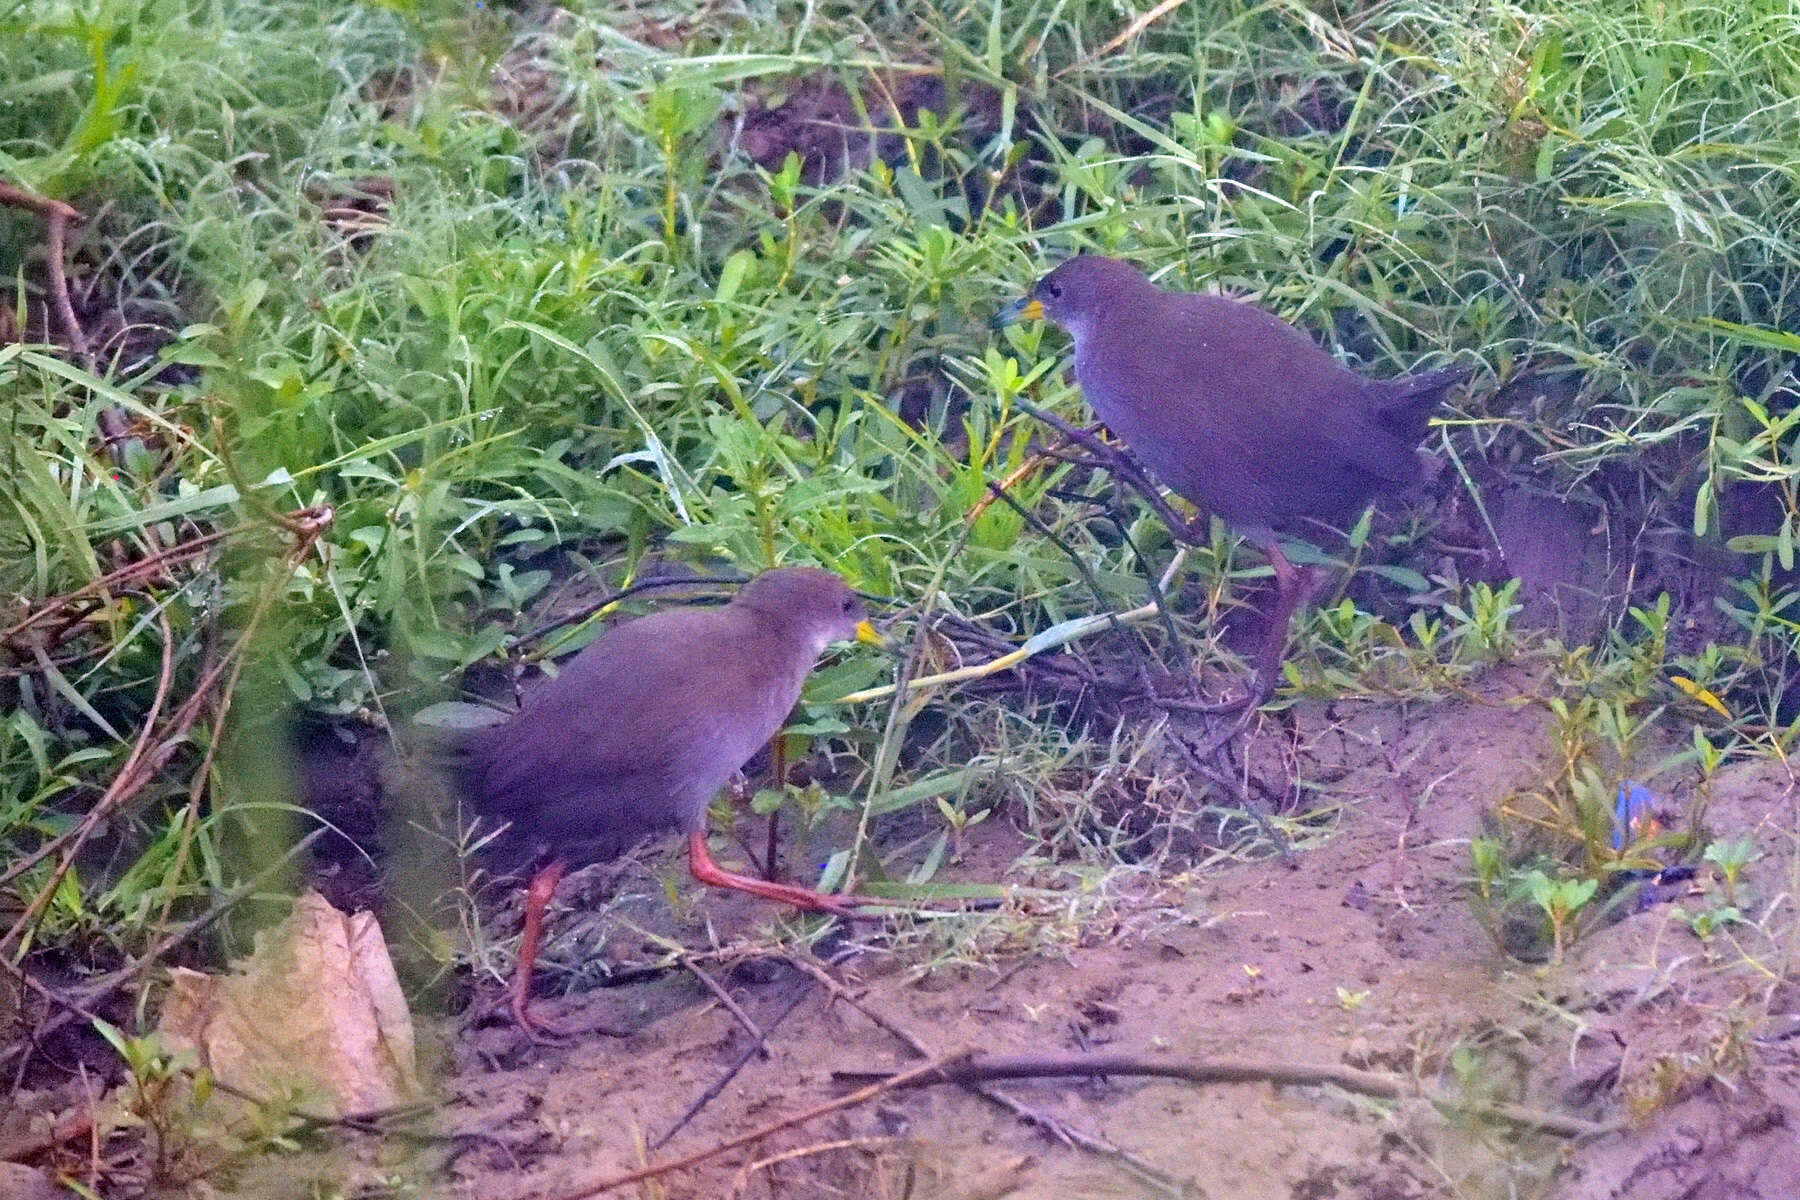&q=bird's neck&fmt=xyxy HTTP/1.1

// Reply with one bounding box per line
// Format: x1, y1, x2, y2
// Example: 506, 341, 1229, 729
1064, 286, 1158, 349
1060, 311, 1100, 346
738, 603, 832, 666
